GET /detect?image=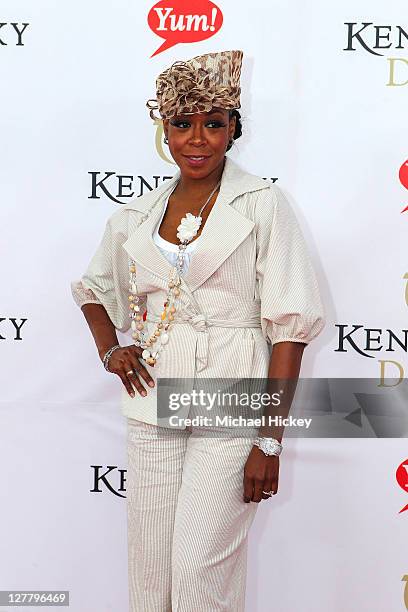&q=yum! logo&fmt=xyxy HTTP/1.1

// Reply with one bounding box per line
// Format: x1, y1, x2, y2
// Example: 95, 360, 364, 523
148, 0, 223, 57
400, 160, 408, 213
396, 459, 408, 514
